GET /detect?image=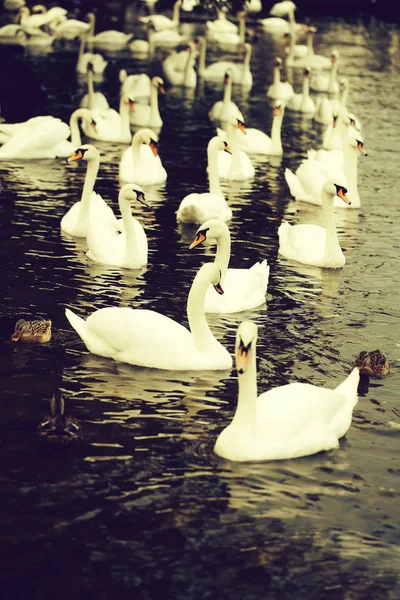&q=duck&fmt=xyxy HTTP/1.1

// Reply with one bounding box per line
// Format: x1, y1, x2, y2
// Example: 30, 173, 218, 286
37, 390, 82, 445
76, 34, 107, 75
189, 219, 269, 313
61, 145, 115, 238
87, 184, 148, 269
310, 49, 340, 93
11, 318, 52, 343
162, 42, 197, 87
129, 76, 164, 129
266, 57, 294, 102
214, 320, 360, 462
286, 26, 332, 70
81, 94, 133, 144
208, 69, 241, 122
65, 262, 233, 371
139, 0, 182, 32
79, 61, 109, 111
353, 350, 390, 377
278, 179, 351, 269
217, 100, 285, 156
86, 12, 133, 48
119, 128, 167, 186
286, 68, 316, 115
206, 10, 247, 49
217, 112, 255, 180
197, 37, 253, 87
176, 137, 232, 224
